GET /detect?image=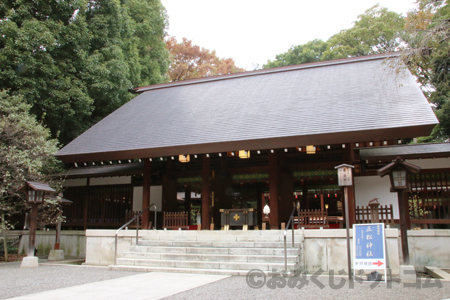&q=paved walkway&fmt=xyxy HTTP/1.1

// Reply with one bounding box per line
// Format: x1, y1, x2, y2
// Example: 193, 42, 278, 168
6, 272, 229, 300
